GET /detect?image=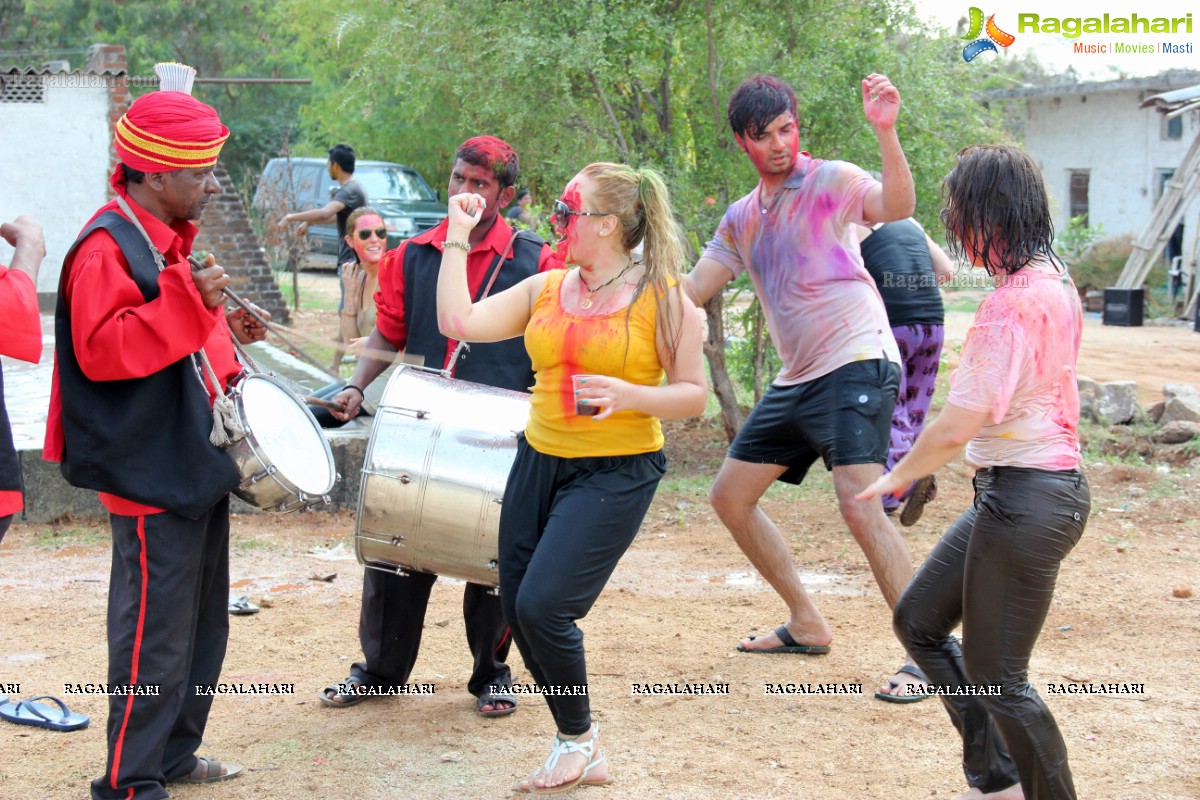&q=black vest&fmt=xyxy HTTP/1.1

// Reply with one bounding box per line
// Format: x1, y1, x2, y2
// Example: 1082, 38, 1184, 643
0, 364, 20, 498
859, 221, 944, 327
55, 211, 241, 518
402, 229, 544, 393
